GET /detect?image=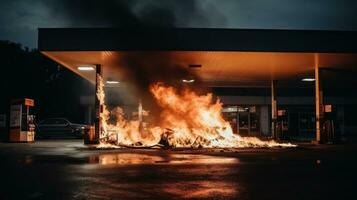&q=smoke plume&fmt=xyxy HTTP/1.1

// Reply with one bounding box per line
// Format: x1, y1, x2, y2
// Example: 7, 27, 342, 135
42, 0, 226, 119
44, 0, 226, 28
